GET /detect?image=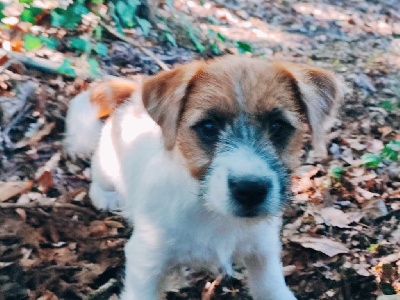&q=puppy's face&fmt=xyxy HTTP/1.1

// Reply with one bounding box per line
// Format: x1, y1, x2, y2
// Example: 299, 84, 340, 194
143, 56, 342, 218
